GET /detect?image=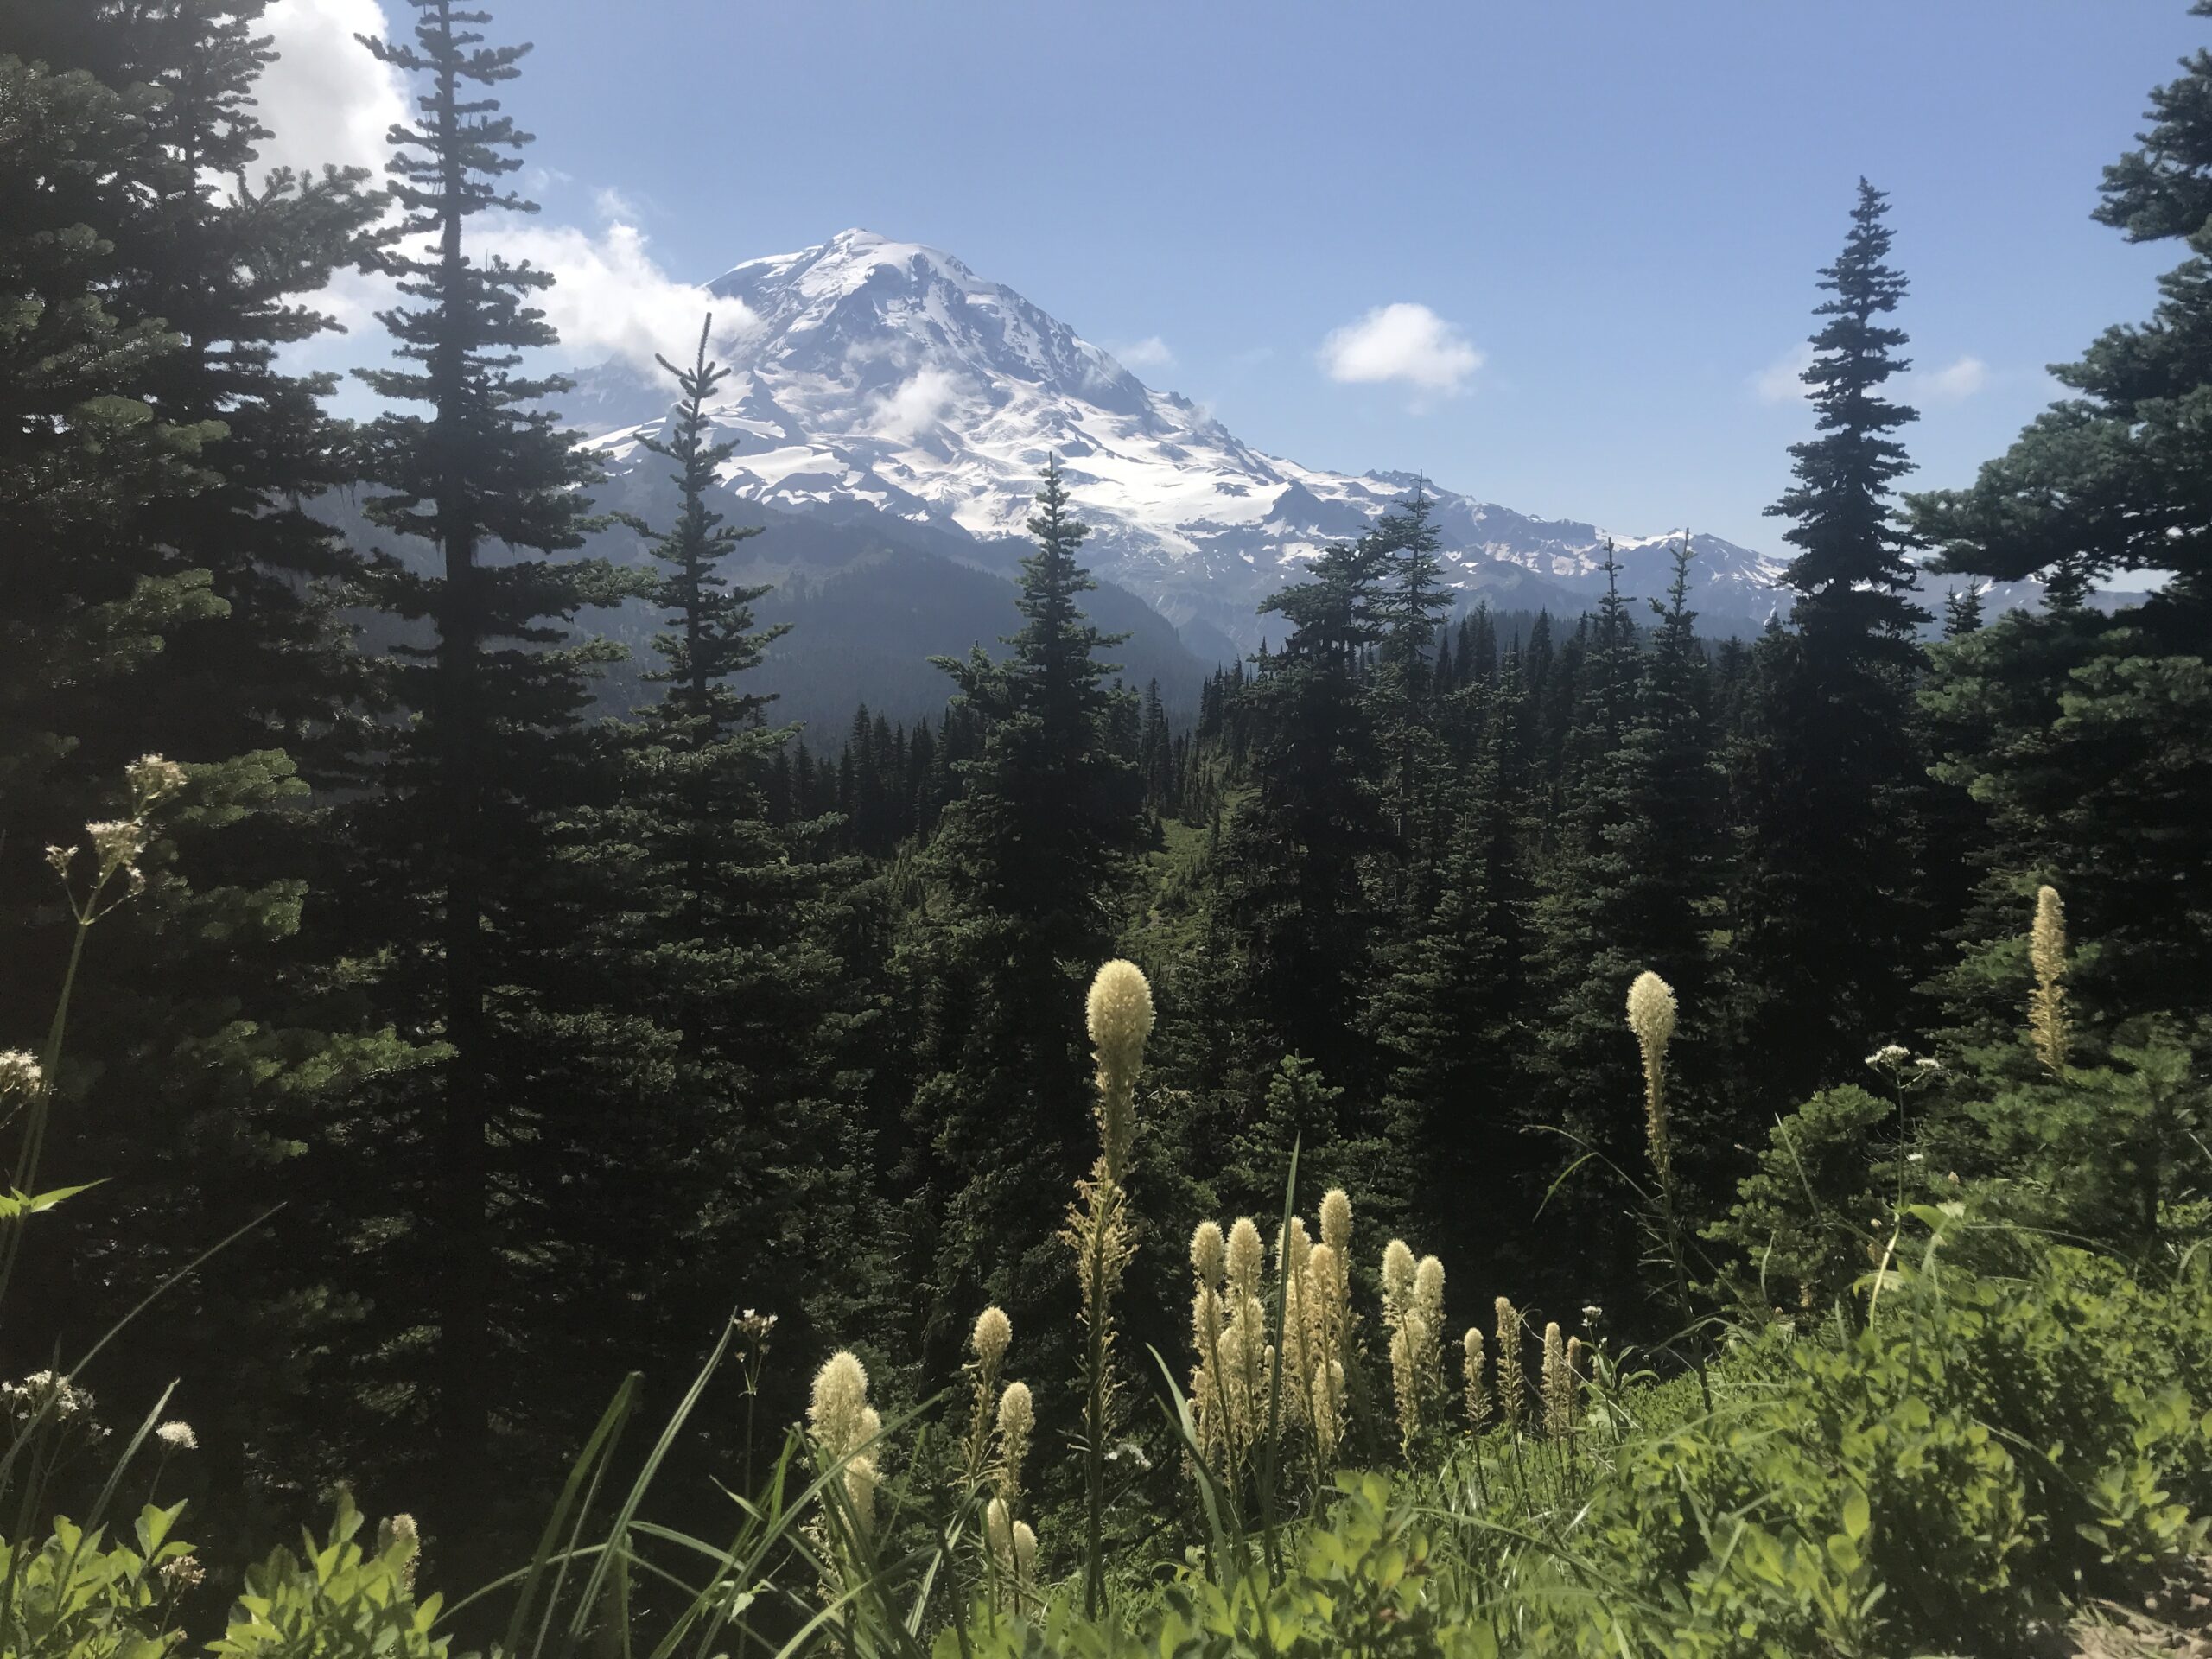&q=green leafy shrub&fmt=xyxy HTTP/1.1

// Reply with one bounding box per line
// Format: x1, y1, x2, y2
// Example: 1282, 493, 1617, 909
1703, 1084, 1896, 1320
952, 1474, 1495, 1659
209, 1490, 443, 1659
0, 1502, 197, 1659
